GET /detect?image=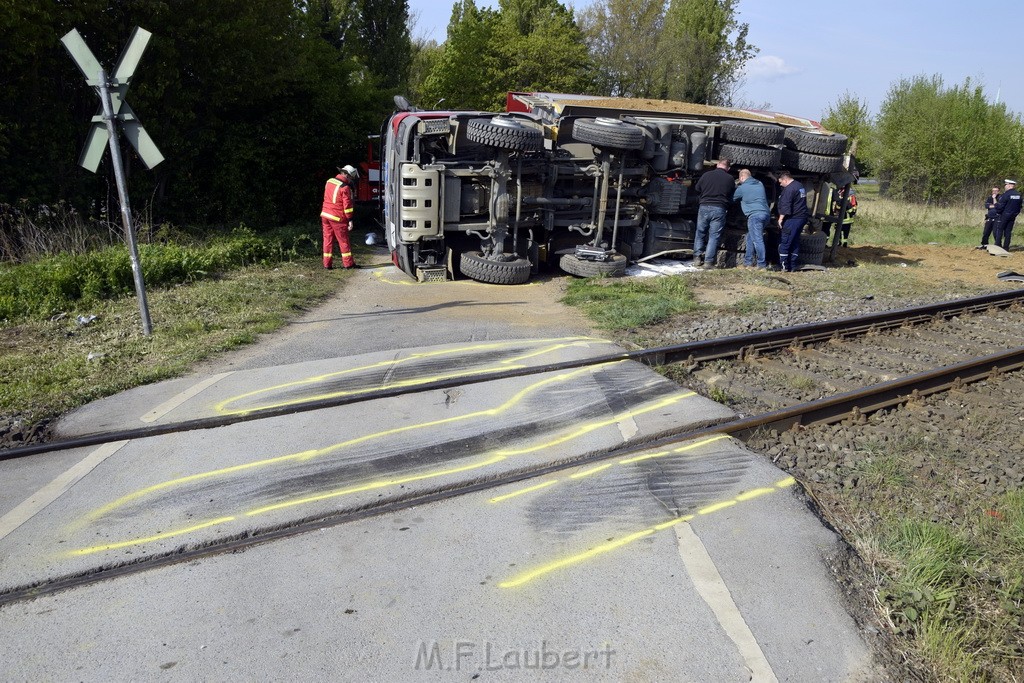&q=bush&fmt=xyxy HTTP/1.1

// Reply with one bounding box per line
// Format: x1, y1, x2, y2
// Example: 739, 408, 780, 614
0, 226, 317, 321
